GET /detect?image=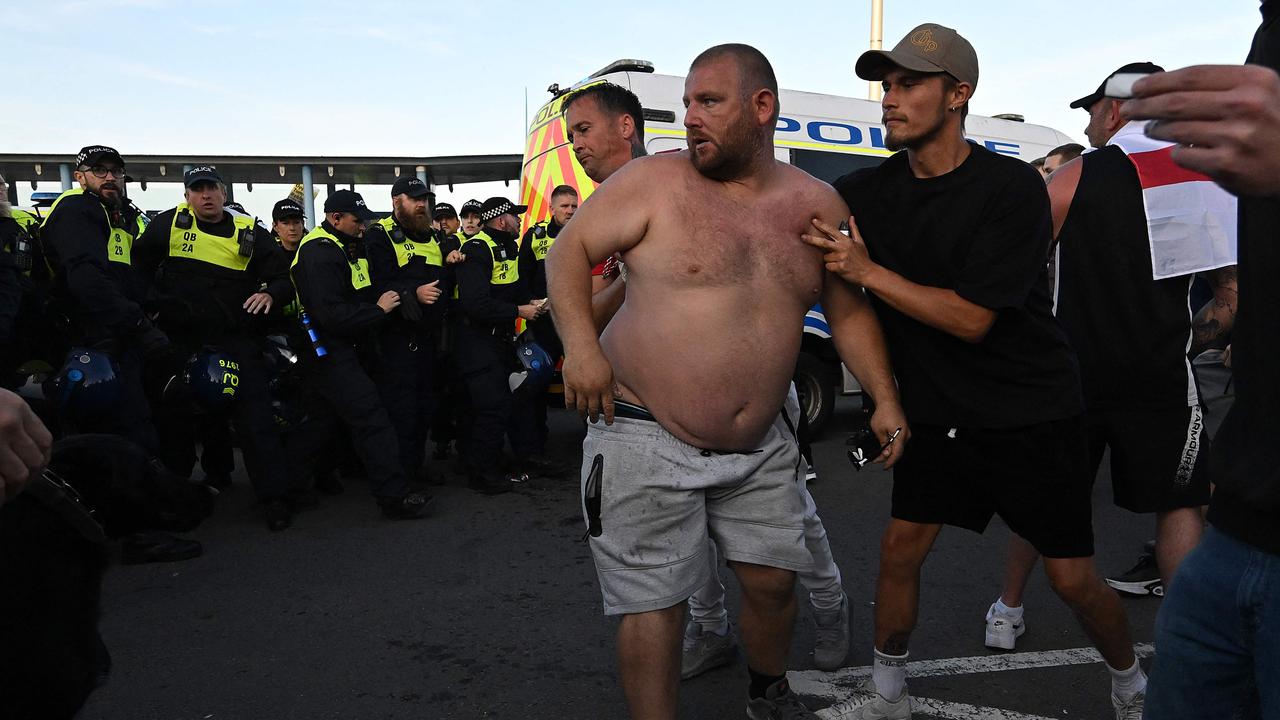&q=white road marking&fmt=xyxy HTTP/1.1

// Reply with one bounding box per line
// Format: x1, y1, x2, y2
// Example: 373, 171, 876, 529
816, 696, 1062, 720
792, 643, 1156, 719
